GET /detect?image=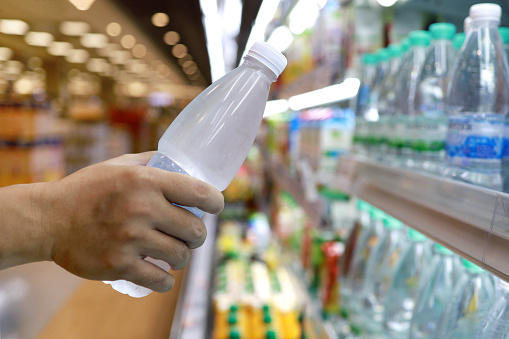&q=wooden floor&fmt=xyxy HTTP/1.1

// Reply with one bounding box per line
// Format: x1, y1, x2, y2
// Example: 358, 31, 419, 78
37, 270, 184, 339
